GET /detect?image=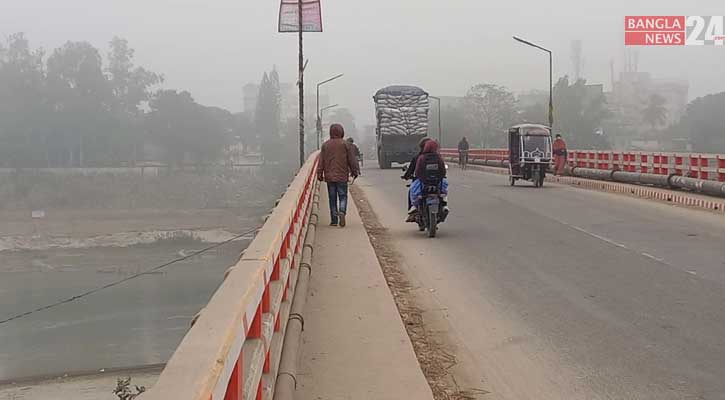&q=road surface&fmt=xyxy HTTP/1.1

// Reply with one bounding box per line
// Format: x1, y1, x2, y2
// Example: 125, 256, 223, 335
356, 166, 725, 400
